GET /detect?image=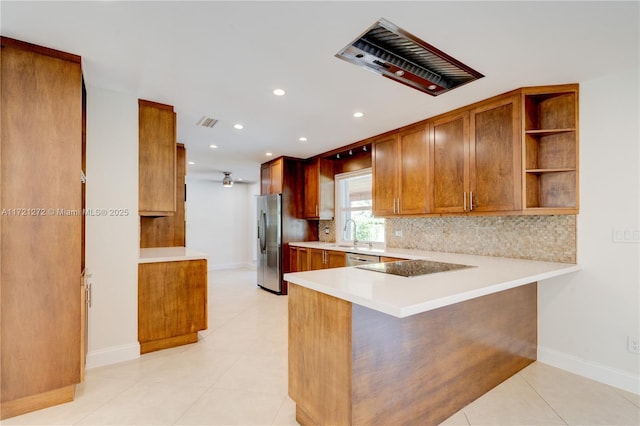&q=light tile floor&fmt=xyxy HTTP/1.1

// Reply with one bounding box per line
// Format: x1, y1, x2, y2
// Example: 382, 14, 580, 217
4, 268, 639, 425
